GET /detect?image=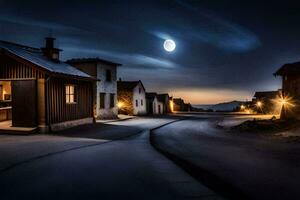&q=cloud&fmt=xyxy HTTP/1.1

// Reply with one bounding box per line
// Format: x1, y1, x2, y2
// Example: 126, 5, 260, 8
63, 46, 177, 69
149, 0, 261, 52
